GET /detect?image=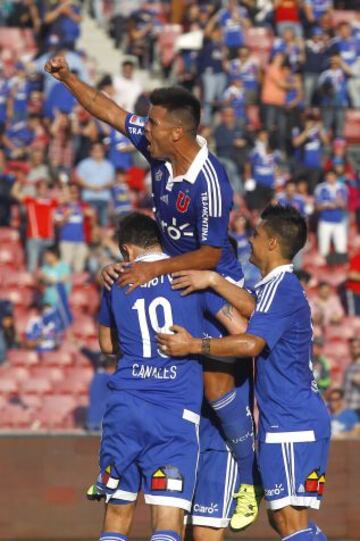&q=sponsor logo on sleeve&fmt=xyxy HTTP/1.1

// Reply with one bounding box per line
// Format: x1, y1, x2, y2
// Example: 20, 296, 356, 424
129, 115, 145, 126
